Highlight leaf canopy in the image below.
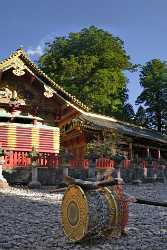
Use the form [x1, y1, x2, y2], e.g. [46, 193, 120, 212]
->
[39, 26, 134, 115]
[136, 59, 167, 132]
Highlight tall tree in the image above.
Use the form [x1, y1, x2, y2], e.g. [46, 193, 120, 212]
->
[136, 59, 167, 132]
[121, 103, 135, 122]
[39, 26, 134, 115]
[135, 106, 148, 127]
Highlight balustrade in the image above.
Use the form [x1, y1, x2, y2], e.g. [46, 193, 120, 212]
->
[3, 151, 60, 169]
[2, 152, 161, 171]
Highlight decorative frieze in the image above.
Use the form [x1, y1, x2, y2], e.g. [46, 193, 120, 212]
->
[12, 58, 26, 76]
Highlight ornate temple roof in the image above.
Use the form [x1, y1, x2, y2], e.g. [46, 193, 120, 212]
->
[77, 113, 167, 144]
[2, 49, 167, 145]
[0, 48, 89, 112]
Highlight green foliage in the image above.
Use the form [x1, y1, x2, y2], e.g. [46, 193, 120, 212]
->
[85, 131, 124, 162]
[135, 105, 148, 127]
[136, 59, 167, 132]
[120, 103, 135, 122]
[39, 26, 134, 115]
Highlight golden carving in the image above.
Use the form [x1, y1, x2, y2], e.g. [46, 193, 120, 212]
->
[0, 88, 12, 99]
[44, 85, 54, 98]
[12, 58, 26, 76]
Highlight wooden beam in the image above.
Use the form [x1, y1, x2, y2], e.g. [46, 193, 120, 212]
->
[129, 143, 133, 160]
[58, 110, 80, 127]
[0, 70, 3, 83]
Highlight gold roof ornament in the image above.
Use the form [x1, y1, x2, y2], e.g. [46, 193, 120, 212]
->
[12, 57, 26, 76]
[43, 85, 54, 98]
[0, 48, 90, 112]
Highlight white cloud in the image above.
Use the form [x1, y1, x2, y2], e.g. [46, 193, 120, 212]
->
[27, 45, 43, 57]
[26, 33, 55, 58]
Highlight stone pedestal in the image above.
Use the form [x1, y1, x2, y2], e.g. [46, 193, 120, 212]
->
[117, 168, 121, 179]
[28, 166, 41, 189]
[88, 162, 96, 180]
[157, 167, 167, 183]
[63, 166, 69, 177]
[132, 166, 143, 184]
[0, 160, 9, 188]
[115, 163, 123, 182]
[96, 170, 100, 180]
[146, 167, 155, 182]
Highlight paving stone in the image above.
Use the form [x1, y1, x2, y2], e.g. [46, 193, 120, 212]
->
[0, 183, 166, 249]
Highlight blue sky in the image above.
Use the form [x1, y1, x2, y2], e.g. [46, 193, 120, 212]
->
[1, 0, 167, 111]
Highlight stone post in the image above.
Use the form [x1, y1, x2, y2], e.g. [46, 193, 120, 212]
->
[145, 147, 154, 182]
[88, 161, 96, 180]
[28, 161, 41, 189]
[96, 170, 102, 181]
[117, 164, 121, 179]
[0, 157, 8, 188]
[28, 147, 41, 189]
[62, 149, 73, 178]
[147, 160, 154, 182]
[114, 160, 123, 182]
[63, 165, 69, 177]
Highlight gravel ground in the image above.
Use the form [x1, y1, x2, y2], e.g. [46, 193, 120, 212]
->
[0, 183, 166, 250]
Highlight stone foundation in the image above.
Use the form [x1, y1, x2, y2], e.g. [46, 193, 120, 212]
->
[2, 165, 167, 186]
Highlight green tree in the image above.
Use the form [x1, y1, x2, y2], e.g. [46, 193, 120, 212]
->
[136, 59, 167, 132]
[85, 131, 124, 162]
[39, 26, 134, 115]
[121, 103, 135, 122]
[135, 106, 148, 127]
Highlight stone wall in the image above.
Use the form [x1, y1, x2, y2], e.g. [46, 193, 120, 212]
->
[2, 165, 167, 186]
[3, 168, 64, 186]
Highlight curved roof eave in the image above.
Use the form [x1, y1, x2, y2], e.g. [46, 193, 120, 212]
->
[0, 48, 90, 112]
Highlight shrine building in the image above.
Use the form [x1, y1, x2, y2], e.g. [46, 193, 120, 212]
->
[0, 48, 167, 183]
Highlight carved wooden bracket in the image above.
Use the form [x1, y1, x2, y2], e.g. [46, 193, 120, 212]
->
[44, 85, 54, 98]
[12, 58, 26, 76]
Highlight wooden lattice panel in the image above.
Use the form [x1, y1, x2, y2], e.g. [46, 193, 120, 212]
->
[0, 123, 60, 153]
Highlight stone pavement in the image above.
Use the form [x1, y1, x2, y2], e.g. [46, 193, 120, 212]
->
[0, 183, 166, 250]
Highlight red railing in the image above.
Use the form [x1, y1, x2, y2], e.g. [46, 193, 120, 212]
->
[3, 151, 60, 169]
[2, 152, 160, 170]
[69, 159, 89, 169]
[4, 151, 30, 168]
[96, 158, 115, 169]
[69, 158, 115, 169]
[37, 153, 59, 168]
